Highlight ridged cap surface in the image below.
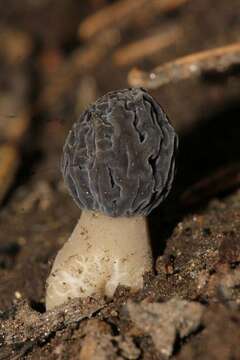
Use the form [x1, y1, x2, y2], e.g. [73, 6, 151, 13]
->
[62, 88, 178, 216]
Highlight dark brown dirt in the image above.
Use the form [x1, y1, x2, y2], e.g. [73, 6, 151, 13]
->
[0, 0, 240, 359]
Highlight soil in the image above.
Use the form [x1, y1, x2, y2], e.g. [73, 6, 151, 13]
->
[0, 0, 240, 359]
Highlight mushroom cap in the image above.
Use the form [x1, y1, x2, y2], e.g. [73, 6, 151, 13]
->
[62, 88, 178, 217]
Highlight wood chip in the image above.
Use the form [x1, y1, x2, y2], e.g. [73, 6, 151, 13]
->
[128, 42, 240, 88]
[127, 298, 204, 358]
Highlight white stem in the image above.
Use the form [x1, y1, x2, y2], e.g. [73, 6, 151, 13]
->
[46, 211, 152, 310]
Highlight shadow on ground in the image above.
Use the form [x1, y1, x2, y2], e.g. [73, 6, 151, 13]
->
[149, 99, 240, 260]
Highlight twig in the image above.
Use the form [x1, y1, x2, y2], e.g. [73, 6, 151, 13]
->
[73, 30, 120, 69]
[128, 42, 240, 89]
[38, 30, 118, 113]
[113, 25, 182, 66]
[79, 0, 189, 40]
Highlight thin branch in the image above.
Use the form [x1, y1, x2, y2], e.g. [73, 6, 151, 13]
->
[128, 42, 240, 89]
[79, 0, 189, 40]
[113, 25, 182, 66]
[38, 30, 118, 113]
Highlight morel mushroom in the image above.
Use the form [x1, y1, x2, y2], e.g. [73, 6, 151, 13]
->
[46, 88, 178, 310]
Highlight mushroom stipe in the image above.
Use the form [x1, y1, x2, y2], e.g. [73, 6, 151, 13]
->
[46, 88, 178, 310]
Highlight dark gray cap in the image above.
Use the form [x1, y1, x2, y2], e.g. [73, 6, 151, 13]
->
[62, 88, 178, 217]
